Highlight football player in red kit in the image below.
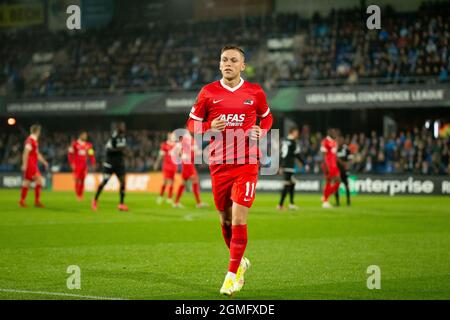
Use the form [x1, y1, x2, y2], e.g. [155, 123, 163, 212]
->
[320, 128, 341, 208]
[19, 124, 49, 208]
[68, 131, 96, 201]
[154, 132, 178, 204]
[172, 132, 208, 208]
[186, 45, 273, 296]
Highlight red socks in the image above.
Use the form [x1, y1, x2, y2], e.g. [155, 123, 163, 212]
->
[20, 186, 29, 202]
[331, 181, 340, 195]
[228, 224, 248, 274]
[323, 181, 341, 201]
[160, 184, 174, 199]
[221, 224, 232, 249]
[159, 184, 166, 197]
[175, 185, 185, 204]
[35, 184, 41, 203]
[192, 182, 201, 204]
[323, 181, 332, 201]
[168, 185, 173, 199]
[75, 180, 84, 197]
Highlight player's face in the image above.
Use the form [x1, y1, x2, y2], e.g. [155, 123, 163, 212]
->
[291, 130, 299, 139]
[219, 50, 245, 81]
[35, 129, 41, 138]
[117, 123, 126, 134]
[328, 129, 337, 139]
[80, 132, 88, 141]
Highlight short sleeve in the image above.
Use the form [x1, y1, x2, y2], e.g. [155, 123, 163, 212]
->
[320, 140, 328, 153]
[256, 86, 270, 118]
[87, 144, 95, 156]
[189, 87, 208, 121]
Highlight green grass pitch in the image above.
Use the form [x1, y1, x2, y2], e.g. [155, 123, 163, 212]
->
[0, 189, 449, 300]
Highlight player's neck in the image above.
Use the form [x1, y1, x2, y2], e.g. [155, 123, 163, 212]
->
[221, 77, 242, 89]
[78, 139, 86, 144]
[30, 134, 38, 140]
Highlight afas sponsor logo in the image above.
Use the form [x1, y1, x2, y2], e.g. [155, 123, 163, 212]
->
[220, 114, 245, 126]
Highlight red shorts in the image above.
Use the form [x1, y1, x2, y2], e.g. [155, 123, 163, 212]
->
[163, 168, 176, 180]
[24, 165, 41, 181]
[73, 166, 88, 180]
[181, 164, 197, 180]
[322, 163, 340, 179]
[210, 163, 259, 211]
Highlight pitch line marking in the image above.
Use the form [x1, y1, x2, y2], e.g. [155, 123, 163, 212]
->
[0, 288, 126, 300]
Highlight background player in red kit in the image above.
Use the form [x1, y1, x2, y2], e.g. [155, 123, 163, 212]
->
[68, 131, 96, 201]
[154, 132, 177, 204]
[172, 132, 208, 208]
[321, 128, 341, 208]
[19, 124, 49, 208]
[186, 45, 273, 296]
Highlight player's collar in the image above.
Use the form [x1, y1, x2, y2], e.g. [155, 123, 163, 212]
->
[30, 134, 38, 140]
[220, 77, 244, 92]
[326, 136, 334, 141]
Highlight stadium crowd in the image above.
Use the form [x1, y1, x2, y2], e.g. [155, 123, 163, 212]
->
[0, 127, 448, 175]
[296, 125, 450, 175]
[1, 1, 449, 97]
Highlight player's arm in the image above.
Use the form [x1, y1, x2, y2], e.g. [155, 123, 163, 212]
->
[88, 144, 96, 168]
[38, 152, 49, 170]
[21, 143, 31, 172]
[68, 142, 75, 170]
[153, 148, 164, 171]
[186, 87, 227, 134]
[295, 144, 305, 166]
[251, 86, 273, 140]
[320, 142, 330, 173]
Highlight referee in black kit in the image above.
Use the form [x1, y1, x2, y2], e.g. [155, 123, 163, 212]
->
[335, 133, 352, 207]
[278, 127, 304, 211]
[92, 122, 129, 212]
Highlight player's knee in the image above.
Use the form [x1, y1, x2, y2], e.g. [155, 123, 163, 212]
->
[232, 204, 249, 225]
[232, 216, 247, 225]
[36, 177, 43, 186]
[220, 213, 232, 226]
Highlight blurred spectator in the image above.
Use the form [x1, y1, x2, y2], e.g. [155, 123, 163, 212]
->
[1, 2, 449, 97]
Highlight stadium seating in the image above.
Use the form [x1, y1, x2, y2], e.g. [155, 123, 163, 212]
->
[1, 2, 449, 97]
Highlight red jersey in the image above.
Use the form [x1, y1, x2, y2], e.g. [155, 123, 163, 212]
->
[24, 135, 39, 169]
[160, 142, 177, 172]
[320, 137, 338, 168]
[68, 139, 95, 169]
[189, 78, 271, 164]
[179, 135, 197, 166]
